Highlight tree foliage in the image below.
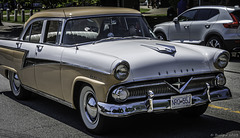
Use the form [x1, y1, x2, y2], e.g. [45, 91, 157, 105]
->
[168, 0, 180, 9]
[1, 0, 100, 9]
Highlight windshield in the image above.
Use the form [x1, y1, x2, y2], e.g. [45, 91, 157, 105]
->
[62, 16, 155, 45]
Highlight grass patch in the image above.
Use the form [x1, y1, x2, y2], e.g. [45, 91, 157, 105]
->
[2, 9, 35, 15]
[147, 14, 167, 17]
[140, 8, 150, 13]
[3, 15, 30, 24]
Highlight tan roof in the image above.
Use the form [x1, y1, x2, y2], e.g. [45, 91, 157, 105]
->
[25, 7, 140, 26]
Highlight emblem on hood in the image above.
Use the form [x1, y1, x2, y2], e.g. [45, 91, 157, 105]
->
[165, 77, 193, 94]
[141, 43, 176, 55]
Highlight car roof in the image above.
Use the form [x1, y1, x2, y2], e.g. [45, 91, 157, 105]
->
[190, 5, 240, 11]
[25, 6, 140, 26]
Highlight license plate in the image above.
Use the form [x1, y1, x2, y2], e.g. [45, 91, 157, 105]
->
[171, 94, 192, 109]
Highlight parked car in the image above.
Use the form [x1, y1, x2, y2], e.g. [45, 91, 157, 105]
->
[153, 6, 240, 52]
[0, 7, 232, 133]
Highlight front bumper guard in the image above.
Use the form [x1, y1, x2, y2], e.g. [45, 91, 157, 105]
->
[98, 86, 231, 117]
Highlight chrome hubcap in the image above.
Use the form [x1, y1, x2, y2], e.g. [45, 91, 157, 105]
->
[84, 91, 98, 124]
[207, 39, 220, 48]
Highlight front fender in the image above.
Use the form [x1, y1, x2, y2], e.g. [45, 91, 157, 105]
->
[71, 76, 107, 106]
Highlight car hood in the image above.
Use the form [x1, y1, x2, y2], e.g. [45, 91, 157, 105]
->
[81, 39, 216, 81]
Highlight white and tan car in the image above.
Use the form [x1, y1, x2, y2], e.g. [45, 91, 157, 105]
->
[0, 7, 232, 133]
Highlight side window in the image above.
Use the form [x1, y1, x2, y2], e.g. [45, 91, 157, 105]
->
[44, 20, 62, 44]
[208, 9, 219, 19]
[23, 26, 31, 41]
[30, 21, 43, 43]
[195, 9, 219, 21]
[178, 10, 197, 22]
[195, 9, 211, 20]
[23, 21, 43, 43]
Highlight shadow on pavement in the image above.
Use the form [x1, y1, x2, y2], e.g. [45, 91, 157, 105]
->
[1, 91, 240, 138]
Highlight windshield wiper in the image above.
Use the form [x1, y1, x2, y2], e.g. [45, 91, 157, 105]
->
[93, 37, 123, 44]
[122, 36, 153, 40]
[93, 36, 153, 44]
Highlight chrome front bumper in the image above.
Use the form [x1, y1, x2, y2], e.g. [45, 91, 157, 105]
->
[97, 87, 231, 117]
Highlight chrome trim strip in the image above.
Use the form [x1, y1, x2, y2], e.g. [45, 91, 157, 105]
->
[206, 83, 212, 102]
[126, 82, 166, 89]
[22, 85, 74, 109]
[179, 77, 193, 93]
[98, 88, 231, 117]
[192, 76, 215, 80]
[61, 62, 111, 75]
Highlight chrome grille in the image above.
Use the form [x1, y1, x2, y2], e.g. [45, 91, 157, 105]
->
[126, 75, 215, 100]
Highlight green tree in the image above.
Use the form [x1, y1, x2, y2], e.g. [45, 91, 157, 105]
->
[169, 0, 180, 9]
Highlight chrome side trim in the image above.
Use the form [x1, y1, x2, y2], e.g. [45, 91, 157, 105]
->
[61, 62, 111, 75]
[22, 85, 74, 109]
[98, 88, 231, 117]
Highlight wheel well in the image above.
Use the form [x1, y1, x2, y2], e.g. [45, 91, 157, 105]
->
[155, 31, 166, 36]
[204, 33, 223, 45]
[73, 81, 91, 110]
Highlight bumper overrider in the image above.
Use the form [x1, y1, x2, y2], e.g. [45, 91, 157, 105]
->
[97, 85, 231, 117]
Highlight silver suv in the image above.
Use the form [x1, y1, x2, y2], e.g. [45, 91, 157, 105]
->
[153, 6, 240, 52]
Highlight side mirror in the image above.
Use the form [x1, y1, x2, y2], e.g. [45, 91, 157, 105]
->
[173, 17, 179, 23]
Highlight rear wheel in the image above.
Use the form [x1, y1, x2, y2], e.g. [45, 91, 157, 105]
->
[9, 72, 31, 100]
[178, 104, 209, 117]
[79, 85, 108, 134]
[206, 36, 224, 49]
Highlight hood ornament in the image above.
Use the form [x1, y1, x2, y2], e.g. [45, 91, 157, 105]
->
[141, 43, 176, 56]
[165, 77, 193, 94]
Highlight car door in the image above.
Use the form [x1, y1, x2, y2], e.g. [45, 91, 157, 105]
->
[17, 20, 45, 89]
[34, 19, 64, 99]
[189, 9, 219, 44]
[168, 10, 197, 43]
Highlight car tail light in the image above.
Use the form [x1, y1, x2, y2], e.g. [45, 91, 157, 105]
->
[223, 13, 239, 28]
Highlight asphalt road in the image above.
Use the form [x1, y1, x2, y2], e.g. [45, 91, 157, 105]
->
[0, 57, 240, 138]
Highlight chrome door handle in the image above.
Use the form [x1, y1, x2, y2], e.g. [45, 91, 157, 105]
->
[36, 45, 43, 52]
[16, 42, 22, 48]
[184, 26, 189, 29]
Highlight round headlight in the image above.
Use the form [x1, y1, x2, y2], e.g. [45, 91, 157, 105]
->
[114, 62, 130, 81]
[112, 86, 129, 102]
[214, 53, 229, 69]
[215, 73, 226, 87]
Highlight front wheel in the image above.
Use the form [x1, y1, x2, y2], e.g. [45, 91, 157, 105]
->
[156, 32, 167, 41]
[178, 104, 209, 117]
[9, 72, 31, 100]
[206, 36, 224, 49]
[79, 85, 108, 134]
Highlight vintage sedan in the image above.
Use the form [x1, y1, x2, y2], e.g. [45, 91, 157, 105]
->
[0, 7, 232, 133]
